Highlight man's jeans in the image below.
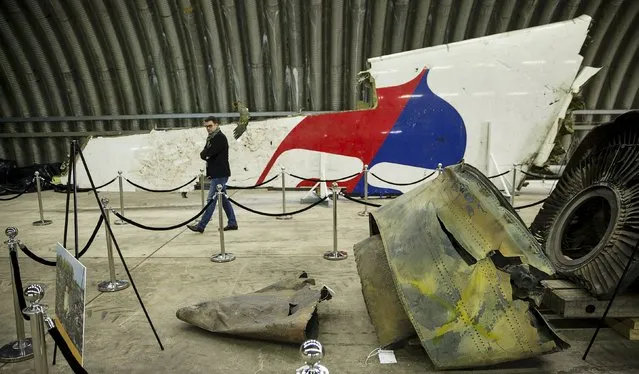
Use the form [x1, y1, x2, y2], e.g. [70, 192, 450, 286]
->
[198, 177, 237, 229]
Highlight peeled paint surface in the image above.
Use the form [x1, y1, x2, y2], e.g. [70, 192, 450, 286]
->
[175, 272, 332, 344]
[67, 118, 300, 191]
[357, 164, 568, 369]
[132, 129, 205, 191]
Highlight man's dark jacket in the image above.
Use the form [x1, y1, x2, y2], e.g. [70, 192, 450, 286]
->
[200, 131, 231, 178]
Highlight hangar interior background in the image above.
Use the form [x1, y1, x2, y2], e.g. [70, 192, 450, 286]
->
[0, 0, 637, 165]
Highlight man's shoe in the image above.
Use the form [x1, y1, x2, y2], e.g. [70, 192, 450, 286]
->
[187, 224, 204, 233]
[223, 225, 238, 231]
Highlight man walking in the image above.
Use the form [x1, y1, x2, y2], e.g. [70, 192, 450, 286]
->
[188, 116, 238, 233]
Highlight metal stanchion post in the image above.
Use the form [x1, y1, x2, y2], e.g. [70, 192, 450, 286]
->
[358, 165, 369, 217]
[32, 171, 52, 226]
[277, 167, 292, 220]
[211, 184, 235, 263]
[114, 171, 126, 225]
[296, 340, 329, 374]
[0, 227, 33, 363]
[22, 284, 49, 374]
[511, 164, 517, 206]
[200, 169, 205, 210]
[194, 169, 205, 225]
[324, 183, 348, 261]
[98, 198, 130, 292]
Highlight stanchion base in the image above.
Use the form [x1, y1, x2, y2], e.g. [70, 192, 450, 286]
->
[114, 219, 127, 226]
[323, 250, 348, 261]
[276, 215, 293, 220]
[211, 253, 236, 263]
[97, 279, 130, 292]
[0, 339, 33, 363]
[357, 211, 370, 217]
[32, 219, 52, 226]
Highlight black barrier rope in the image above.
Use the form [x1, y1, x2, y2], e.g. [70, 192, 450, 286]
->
[228, 195, 329, 217]
[54, 178, 118, 193]
[125, 176, 197, 193]
[0, 185, 27, 193]
[111, 199, 214, 231]
[339, 193, 383, 207]
[227, 174, 279, 189]
[77, 216, 104, 258]
[0, 180, 34, 201]
[76, 177, 117, 192]
[488, 170, 510, 179]
[514, 198, 547, 210]
[48, 323, 88, 374]
[370, 171, 436, 186]
[287, 171, 362, 183]
[17, 216, 104, 267]
[9, 251, 30, 320]
[19, 244, 56, 267]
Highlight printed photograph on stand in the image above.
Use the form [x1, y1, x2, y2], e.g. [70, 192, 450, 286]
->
[54, 243, 87, 366]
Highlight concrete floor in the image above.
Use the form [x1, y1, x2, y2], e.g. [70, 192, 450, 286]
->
[1, 180, 639, 373]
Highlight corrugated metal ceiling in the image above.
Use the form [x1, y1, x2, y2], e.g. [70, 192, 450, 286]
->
[0, 0, 637, 165]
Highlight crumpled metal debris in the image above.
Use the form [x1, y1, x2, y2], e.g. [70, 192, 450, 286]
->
[176, 272, 332, 344]
[354, 235, 415, 347]
[355, 163, 568, 369]
[232, 101, 250, 140]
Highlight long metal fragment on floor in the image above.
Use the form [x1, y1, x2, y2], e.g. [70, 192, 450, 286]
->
[176, 272, 332, 344]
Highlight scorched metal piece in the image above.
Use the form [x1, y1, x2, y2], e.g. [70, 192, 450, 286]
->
[176, 272, 332, 344]
[356, 163, 568, 369]
[354, 235, 414, 348]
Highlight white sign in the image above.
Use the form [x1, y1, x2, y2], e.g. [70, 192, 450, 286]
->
[378, 350, 397, 364]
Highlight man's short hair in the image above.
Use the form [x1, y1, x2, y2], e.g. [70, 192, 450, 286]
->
[203, 116, 219, 124]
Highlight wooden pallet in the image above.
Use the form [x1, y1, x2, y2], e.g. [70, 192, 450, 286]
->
[541, 279, 639, 319]
[606, 318, 639, 340]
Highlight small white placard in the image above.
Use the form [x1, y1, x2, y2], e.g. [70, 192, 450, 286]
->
[378, 350, 397, 364]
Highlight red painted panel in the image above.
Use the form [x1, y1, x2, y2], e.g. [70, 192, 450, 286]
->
[257, 70, 426, 191]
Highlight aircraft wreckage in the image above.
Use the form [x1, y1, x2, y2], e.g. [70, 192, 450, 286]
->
[176, 272, 332, 344]
[355, 163, 569, 369]
[531, 110, 639, 299]
[176, 110, 638, 370]
[164, 13, 639, 369]
[352, 110, 639, 368]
